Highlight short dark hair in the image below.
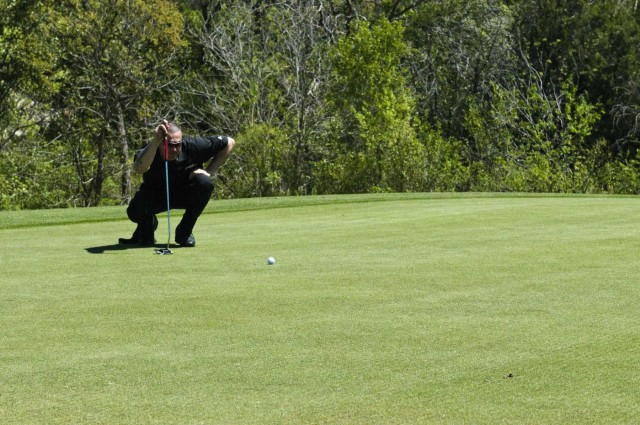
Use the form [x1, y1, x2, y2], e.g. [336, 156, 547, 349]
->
[166, 122, 181, 134]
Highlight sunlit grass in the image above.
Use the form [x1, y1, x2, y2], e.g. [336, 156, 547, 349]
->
[1, 194, 639, 424]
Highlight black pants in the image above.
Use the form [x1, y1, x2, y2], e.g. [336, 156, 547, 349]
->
[127, 173, 214, 237]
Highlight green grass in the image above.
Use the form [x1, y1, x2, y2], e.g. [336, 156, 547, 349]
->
[1, 193, 639, 424]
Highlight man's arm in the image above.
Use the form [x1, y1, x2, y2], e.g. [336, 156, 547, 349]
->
[204, 137, 236, 176]
[132, 140, 161, 174]
[132, 121, 167, 174]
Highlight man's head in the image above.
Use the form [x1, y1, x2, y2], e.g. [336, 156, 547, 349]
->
[160, 122, 183, 161]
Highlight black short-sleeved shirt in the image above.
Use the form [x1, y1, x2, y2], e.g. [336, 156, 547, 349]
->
[135, 135, 228, 192]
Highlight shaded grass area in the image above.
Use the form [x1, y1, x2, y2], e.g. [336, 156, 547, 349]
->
[1, 194, 639, 424]
[0, 192, 614, 230]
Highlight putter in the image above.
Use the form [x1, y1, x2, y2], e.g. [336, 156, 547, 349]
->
[155, 134, 173, 255]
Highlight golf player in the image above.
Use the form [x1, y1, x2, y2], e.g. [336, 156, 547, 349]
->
[120, 120, 235, 247]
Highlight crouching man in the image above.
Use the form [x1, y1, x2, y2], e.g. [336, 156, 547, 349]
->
[120, 120, 235, 247]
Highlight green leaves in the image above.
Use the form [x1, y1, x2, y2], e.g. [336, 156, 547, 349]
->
[465, 79, 605, 192]
[3, 0, 640, 209]
[325, 18, 424, 192]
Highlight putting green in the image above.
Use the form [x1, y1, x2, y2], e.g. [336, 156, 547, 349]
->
[1, 193, 639, 424]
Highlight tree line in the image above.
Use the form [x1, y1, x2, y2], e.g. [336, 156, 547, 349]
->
[1, 0, 639, 209]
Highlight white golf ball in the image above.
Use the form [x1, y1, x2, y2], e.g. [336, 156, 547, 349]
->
[267, 257, 276, 265]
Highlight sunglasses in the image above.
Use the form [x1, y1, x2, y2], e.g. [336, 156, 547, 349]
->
[164, 139, 182, 149]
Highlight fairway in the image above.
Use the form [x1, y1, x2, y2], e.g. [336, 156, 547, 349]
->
[1, 193, 639, 424]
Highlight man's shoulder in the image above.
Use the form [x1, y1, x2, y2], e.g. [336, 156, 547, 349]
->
[134, 146, 160, 161]
[183, 134, 226, 145]
[182, 135, 197, 144]
[183, 134, 228, 154]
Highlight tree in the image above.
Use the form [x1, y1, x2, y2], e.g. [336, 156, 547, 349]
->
[0, 0, 71, 209]
[464, 79, 603, 192]
[264, 2, 337, 193]
[511, 0, 640, 151]
[0, 0, 59, 149]
[319, 18, 423, 193]
[405, 0, 517, 140]
[47, 0, 185, 206]
[184, 0, 340, 196]
[325, 0, 430, 28]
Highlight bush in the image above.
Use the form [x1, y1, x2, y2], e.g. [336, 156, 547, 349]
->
[221, 124, 289, 198]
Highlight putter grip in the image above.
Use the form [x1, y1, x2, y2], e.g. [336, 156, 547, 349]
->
[164, 137, 169, 158]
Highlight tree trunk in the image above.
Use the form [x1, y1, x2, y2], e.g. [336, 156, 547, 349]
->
[117, 101, 132, 204]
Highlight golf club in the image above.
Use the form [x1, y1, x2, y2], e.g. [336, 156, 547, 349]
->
[155, 133, 173, 255]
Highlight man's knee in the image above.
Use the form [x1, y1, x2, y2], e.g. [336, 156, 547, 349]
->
[191, 173, 214, 197]
[127, 190, 158, 222]
[127, 194, 144, 222]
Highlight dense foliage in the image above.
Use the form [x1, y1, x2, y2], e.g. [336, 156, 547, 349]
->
[2, 0, 639, 209]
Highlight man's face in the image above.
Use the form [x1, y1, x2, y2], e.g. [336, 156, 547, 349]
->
[160, 130, 182, 161]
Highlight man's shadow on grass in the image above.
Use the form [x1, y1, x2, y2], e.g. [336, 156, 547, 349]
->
[85, 242, 178, 254]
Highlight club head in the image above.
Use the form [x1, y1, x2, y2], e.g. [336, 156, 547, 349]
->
[154, 248, 173, 255]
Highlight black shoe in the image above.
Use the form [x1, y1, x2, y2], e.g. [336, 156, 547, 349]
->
[175, 225, 196, 247]
[119, 216, 158, 245]
[139, 215, 158, 245]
